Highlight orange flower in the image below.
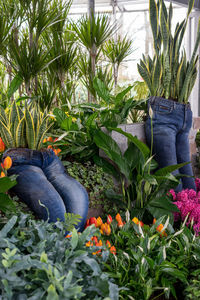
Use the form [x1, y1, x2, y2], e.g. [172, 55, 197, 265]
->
[0, 171, 6, 177]
[107, 215, 113, 224]
[91, 236, 98, 245]
[96, 216, 103, 228]
[96, 240, 103, 247]
[92, 249, 101, 255]
[0, 137, 5, 152]
[132, 217, 144, 227]
[47, 145, 53, 149]
[43, 138, 47, 143]
[47, 137, 53, 142]
[154, 219, 167, 237]
[100, 223, 111, 235]
[86, 240, 93, 247]
[89, 217, 97, 227]
[53, 148, 61, 156]
[117, 220, 124, 228]
[115, 213, 122, 223]
[85, 219, 90, 228]
[106, 240, 111, 248]
[2, 156, 12, 170]
[110, 246, 116, 255]
[65, 234, 72, 238]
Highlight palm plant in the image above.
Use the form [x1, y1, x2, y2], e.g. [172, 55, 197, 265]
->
[137, 0, 200, 103]
[72, 14, 115, 102]
[103, 35, 133, 87]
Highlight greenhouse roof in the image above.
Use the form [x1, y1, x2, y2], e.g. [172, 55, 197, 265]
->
[70, 0, 200, 12]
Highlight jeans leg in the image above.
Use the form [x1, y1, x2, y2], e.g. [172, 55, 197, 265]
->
[176, 131, 196, 190]
[43, 157, 89, 232]
[145, 118, 182, 191]
[10, 165, 66, 222]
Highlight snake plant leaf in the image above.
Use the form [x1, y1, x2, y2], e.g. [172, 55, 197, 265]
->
[187, 0, 195, 18]
[149, 0, 159, 53]
[160, 2, 169, 54]
[168, 2, 173, 33]
[152, 57, 161, 94]
[137, 63, 153, 95]
[180, 19, 200, 102]
[0, 119, 14, 148]
[0, 106, 8, 124]
[37, 122, 53, 150]
[16, 117, 25, 148]
[25, 105, 36, 149]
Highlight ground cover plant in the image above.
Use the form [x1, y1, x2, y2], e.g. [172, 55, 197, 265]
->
[0, 212, 119, 299]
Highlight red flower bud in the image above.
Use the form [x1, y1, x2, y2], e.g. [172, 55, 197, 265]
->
[0, 137, 5, 152]
[2, 156, 12, 170]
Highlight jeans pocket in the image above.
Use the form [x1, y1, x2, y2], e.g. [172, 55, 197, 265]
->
[156, 104, 173, 115]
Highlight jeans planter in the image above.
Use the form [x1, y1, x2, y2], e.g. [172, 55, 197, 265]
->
[3, 148, 89, 232]
[145, 96, 196, 191]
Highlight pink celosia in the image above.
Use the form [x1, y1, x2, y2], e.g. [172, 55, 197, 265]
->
[171, 179, 200, 235]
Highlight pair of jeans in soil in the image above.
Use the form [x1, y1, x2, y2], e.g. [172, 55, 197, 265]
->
[145, 96, 196, 192]
[3, 148, 89, 232]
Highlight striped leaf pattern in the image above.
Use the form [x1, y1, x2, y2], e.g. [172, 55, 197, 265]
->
[137, 0, 200, 103]
[0, 102, 51, 150]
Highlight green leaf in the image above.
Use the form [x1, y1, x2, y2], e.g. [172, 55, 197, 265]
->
[47, 284, 59, 300]
[0, 193, 16, 213]
[154, 161, 190, 176]
[108, 127, 150, 158]
[7, 74, 23, 98]
[115, 86, 133, 103]
[70, 228, 78, 249]
[0, 177, 17, 193]
[93, 77, 110, 104]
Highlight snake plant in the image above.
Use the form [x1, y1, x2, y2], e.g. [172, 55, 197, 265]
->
[137, 0, 200, 103]
[0, 102, 52, 150]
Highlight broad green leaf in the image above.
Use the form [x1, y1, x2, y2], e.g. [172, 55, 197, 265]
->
[0, 193, 16, 213]
[7, 74, 23, 98]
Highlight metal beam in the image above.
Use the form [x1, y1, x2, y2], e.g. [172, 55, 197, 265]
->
[166, 0, 200, 10]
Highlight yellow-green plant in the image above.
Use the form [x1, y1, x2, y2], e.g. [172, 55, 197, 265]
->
[137, 0, 200, 103]
[0, 102, 52, 150]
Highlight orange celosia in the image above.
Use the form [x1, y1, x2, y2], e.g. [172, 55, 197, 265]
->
[117, 220, 124, 228]
[110, 246, 116, 255]
[2, 156, 12, 170]
[43, 138, 47, 143]
[47, 145, 53, 149]
[96, 217, 103, 228]
[107, 215, 113, 224]
[0, 171, 6, 178]
[0, 137, 5, 152]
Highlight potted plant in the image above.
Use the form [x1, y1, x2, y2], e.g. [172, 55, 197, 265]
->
[137, 0, 200, 191]
[0, 102, 89, 232]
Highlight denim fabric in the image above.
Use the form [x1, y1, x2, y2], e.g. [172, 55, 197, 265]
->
[145, 96, 196, 192]
[3, 148, 89, 231]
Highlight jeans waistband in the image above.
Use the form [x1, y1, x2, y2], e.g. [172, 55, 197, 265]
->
[2, 148, 55, 168]
[149, 96, 191, 110]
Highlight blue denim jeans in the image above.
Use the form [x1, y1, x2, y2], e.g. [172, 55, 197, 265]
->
[3, 148, 89, 231]
[145, 96, 196, 192]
